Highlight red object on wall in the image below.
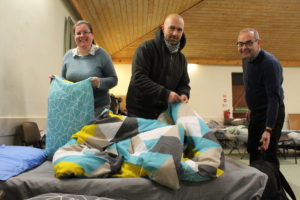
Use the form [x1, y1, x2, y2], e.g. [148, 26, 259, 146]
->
[224, 109, 230, 120]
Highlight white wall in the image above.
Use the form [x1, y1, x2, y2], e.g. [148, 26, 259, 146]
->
[0, 0, 75, 143]
[1, 0, 300, 143]
[111, 64, 300, 128]
[110, 64, 132, 95]
[282, 67, 300, 114]
[187, 64, 241, 121]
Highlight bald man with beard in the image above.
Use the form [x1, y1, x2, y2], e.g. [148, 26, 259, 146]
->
[126, 14, 191, 119]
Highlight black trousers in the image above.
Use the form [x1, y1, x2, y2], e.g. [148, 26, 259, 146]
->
[247, 104, 285, 169]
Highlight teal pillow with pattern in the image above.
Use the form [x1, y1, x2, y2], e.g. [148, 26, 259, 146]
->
[45, 76, 94, 158]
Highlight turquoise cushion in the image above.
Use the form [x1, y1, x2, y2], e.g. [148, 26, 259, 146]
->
[45, 76, 94, 157]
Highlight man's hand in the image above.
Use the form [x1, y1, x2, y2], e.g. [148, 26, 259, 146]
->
[168, 91, 181, 103]
[258, 131, 271, 150]
[180, 94, 188, 103]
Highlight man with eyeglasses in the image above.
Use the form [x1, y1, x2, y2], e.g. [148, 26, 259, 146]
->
[237, 28, 285, 169]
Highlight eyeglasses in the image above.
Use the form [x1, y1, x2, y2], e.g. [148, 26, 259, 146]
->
[75, 31, 91, 36]
[237, 40, 258, 47]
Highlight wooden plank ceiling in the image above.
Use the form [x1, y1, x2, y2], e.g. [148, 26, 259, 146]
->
[68, 0, 300, 66]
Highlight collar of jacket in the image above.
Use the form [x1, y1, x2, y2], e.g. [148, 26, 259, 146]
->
[249, 49, 264, 64]
[155, 29, 186, 52]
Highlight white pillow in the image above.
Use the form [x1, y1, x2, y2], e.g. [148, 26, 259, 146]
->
[287, 132, 300, 145]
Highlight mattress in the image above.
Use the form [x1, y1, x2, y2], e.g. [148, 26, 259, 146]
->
[0, 157, 267, 200]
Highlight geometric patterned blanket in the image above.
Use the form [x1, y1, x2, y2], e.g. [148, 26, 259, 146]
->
[52, 103, 225, 189]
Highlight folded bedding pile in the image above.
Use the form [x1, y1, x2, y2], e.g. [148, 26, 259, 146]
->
[52, 102, 225, 189]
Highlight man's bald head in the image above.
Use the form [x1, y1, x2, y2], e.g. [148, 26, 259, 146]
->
[162, 14, 184, 45]
[164, 14, 184, 26]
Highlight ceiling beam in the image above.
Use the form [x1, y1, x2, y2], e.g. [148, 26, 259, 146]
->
[113, 57, 300, 67]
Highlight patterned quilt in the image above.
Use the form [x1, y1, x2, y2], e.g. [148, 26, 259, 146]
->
[52, 103, 225, 189]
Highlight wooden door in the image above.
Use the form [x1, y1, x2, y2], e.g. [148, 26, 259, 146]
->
[232, 73, 248, 118]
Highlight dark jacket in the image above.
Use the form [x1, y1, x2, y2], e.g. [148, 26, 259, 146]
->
[243, 49, 284, 128]
[126, 29, 190, 119]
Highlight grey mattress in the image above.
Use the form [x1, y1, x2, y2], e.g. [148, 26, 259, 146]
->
[0, 157, 267, 200]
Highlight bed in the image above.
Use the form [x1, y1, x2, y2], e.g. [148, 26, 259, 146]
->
[0, 117, 268, 200]
[278, 130, 300, 164]
[0, 157, 267, 200]
[0, 78, 268, 199]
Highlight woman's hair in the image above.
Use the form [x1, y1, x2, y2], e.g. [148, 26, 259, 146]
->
[73, 20, 93, 34]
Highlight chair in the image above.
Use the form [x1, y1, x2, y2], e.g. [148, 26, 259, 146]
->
[110, 94, 123, 114]
[236, 134, 248, 159]
[278, 134, 299, 164]
[19, 122, 42, 148]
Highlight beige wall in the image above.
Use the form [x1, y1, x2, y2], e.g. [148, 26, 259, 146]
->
[1, 0, 300, 144]
[0, 0, 75, 143]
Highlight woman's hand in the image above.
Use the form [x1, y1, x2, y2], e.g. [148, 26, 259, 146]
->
[49, 75, 55, 83]
[91, 77, 100, 88]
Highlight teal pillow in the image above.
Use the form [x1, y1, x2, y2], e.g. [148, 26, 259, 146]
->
[45, 76, 94, 158]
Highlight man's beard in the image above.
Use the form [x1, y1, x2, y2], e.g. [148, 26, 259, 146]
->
[166, 36, 179, 45]
[164, 39, 180, 53]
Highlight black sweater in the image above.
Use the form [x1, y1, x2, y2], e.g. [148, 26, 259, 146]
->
[126, 29, 190, 119]
[243, 49, 284, 128]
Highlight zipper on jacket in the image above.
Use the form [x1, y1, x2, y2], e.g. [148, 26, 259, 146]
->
[166, 54, 174, 87]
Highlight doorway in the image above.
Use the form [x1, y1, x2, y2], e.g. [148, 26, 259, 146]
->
[231, 73, 248, 118]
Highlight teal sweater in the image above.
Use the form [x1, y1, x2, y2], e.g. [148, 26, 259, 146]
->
[61, 47, 118, 108]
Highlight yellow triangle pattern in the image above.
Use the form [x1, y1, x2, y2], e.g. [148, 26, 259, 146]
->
[71, 124, 97, 144]
[107, 111, 125, 120]
[54, 161, 86, 178]
[113, 162, 151, 178]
